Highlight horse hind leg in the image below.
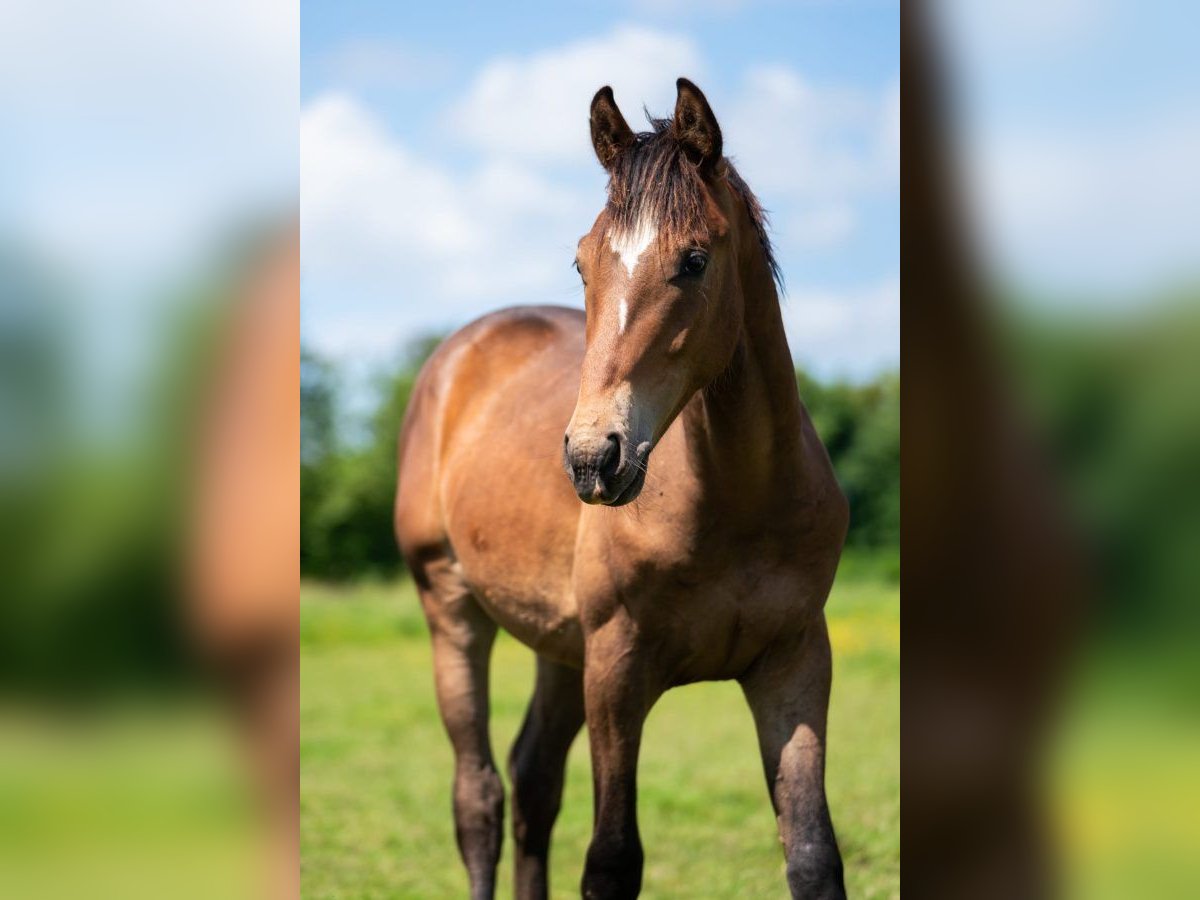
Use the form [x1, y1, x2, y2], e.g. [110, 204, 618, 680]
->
[508, 657, 586, 900]
[416, 555, 504, 900]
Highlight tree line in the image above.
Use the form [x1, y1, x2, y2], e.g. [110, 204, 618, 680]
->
[301, 339, 901, 582]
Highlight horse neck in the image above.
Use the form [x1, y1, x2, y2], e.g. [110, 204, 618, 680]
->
[679, 239, 812, 515]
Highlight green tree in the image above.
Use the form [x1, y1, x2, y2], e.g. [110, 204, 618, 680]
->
[798, 369, 900, 549]
[301, 336, 441, 580]
[301, 341, 901, 582]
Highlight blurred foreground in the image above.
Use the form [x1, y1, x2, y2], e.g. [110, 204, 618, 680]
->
[1, 3, 297, 898]
[0, 703, 258, 900]
[0, 225, 300, 900]
[905, 1, 1200, 896]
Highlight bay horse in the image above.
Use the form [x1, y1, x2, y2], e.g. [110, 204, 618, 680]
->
[395, 79, 847, 899]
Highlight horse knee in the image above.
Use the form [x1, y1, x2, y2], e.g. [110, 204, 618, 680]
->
[785, 842, 845, 900]
[453, 760, 504, 852]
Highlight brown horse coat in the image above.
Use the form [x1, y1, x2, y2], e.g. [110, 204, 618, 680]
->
[396, 79, 847, 900]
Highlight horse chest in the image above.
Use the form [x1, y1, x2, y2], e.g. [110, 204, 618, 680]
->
[606, 552, 820, 684]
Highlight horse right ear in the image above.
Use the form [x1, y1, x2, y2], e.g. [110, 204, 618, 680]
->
[590, 86, 635, 171]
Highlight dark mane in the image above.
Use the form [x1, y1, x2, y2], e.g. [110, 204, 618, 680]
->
[603, 115, 782, 290]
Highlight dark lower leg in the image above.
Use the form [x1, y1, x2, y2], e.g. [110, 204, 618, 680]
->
[580, 621, 659, 900]
[742, 618, 845, 900]
[508, 659, 585, 900]
[425, 588, 503, 900]
[452, 756, 505, 900]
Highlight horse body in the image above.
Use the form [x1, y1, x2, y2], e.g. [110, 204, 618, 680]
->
[399, 303, 841, 677]
[395, 80, 847, 899]
[398, 307, 586, 664]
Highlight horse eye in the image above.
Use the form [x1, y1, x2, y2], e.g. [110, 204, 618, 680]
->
[682, 251, 708, 276]
[573, 260, 587, 285]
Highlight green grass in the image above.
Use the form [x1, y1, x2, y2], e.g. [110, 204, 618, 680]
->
[301, 567, 899, 899]
[0, 704, 258, 900]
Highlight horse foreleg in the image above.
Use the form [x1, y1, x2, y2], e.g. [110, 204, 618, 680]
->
[423, 582, 504, 900]
[580, 615, 662, 899]
[508, 657, 586, 900]
[740, 615, 845, 900]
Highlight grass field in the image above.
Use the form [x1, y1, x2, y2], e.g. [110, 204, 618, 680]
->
[301, 560, 899, 898]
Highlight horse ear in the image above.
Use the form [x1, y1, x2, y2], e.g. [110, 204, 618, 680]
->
[590, 86, 635, 170]
[671, 78, 723, 174]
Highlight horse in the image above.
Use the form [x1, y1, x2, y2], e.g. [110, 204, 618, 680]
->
[395, 78, 848, 899]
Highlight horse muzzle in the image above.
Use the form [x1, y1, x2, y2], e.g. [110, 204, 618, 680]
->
[562, 430, 647, 506]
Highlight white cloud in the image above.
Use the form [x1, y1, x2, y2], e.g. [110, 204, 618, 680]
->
[302, 93, 591, 285]
[934, 1, 1200, 300]
[303, 29, 900, 380]
[316, 38, 453, 91]
[783, 278, 900, 380]
[780, 203, 857, 249]
[302, 94, 480, 266]
[630, 0, 752, 13]
[1, 0, 297, 286]
[724, 65, 898, 200]
[938, 0, 1113, 57]
[446, 25, 703, 164]
[301, 92, 596, 357]
[0, 0, 298, 437]
[966, 112, 1200, 299]
[883, 78, 901, 177]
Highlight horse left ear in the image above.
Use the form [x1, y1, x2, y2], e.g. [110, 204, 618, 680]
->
[672, 78, 724, 175]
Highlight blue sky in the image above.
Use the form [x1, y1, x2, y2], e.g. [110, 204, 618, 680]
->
[300, 1, 901, 384]
[2, 0, 298, 441]
[5, 1, 1197, 445]
[936, 0, 1200, 305]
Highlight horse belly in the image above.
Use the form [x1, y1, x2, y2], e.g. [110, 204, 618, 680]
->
[443, 480, 584, 665]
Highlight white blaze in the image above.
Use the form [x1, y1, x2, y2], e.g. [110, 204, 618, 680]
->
[608, 215, 656, 338]
[608, 215, 657, 278]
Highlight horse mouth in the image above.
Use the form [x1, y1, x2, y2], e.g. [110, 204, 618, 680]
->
[603, 466, 647, 507]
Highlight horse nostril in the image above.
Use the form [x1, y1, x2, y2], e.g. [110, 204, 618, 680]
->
[599, 433, 621, 480]
[562, 431, 624, 498]
[562, 434, 576, 475]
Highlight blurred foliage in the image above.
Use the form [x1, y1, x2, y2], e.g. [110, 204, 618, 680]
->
[798, 369, 901, 549]
[301, 338, 433, 581]
[0, 242, 245, 699]
[300, 338, 902, 581]
[1007, 298, 1200, 639]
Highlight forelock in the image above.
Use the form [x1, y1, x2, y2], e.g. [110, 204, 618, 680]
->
[601, 114, 781, 289]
